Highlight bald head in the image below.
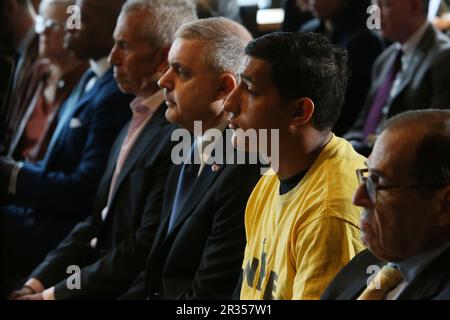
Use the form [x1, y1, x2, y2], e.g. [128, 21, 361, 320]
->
[383, 109, 450, 186]
[174, 17, 253, 75]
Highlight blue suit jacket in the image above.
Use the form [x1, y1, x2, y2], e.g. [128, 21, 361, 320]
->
[14, 68, 133, 218]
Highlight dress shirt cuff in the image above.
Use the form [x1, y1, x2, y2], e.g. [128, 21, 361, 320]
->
[25, 278, 45, 293]
[43, 287, 55, 300]
[8, 161, 23, 195]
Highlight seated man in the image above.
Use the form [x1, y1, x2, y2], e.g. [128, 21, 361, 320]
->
[224, 32, 366, 300]
[9, 0, 197, 300]
[7, 0, 88, 162]
[301, 0, 384, 135]
[121, 17, 261, 300]
[345, 0, 450, 156]
[0, 0, 39, 152]
[322, 109, 450, 300]
[0, 0, 133, 295]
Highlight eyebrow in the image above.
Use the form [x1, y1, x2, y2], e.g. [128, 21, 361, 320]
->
[365, 161, 389, 180]
[240, 74, 256, 86]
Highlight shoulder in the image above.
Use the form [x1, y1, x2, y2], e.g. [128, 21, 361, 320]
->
[299, 18, 322, 33]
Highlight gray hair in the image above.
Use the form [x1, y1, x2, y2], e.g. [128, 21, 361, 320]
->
[122, 0, 197, 48]
[174, 17, 253, 74]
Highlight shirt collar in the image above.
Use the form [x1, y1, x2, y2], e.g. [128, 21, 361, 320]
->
[17, 27, 35, 56]
[89, 56, 110, 78]
[393, 241, 450, 283]
[195, 118, 229, 166]
[130, 89, 164, 115]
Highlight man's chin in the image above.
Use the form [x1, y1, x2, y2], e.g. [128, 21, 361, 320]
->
[116, 82, 132, 95]
[231, 131, 252, 152]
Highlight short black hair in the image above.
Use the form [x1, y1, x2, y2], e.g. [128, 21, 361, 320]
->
[245, 32, 348, 131]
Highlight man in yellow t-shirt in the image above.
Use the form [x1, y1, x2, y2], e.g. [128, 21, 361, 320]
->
[224, 32, 366, 300]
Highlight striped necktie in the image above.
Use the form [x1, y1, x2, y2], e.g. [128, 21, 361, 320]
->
[357, 265, 403, 300]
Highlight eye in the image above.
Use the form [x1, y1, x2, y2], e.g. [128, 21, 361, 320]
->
[114, 40, 128, 50]
[243, 82, 258, 96]
[174, 65, 188, 78]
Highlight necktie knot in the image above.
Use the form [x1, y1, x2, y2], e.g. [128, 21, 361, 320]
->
[357, 265, 403, 300]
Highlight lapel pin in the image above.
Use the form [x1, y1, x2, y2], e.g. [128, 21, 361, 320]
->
[212, 164, 221, 172]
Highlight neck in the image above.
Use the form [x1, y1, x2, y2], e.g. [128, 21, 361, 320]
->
[397, 18, 426, 44]
[275, 129, 332, 180]
[139, 83, 160, 100]
[198, 101, 227, 133]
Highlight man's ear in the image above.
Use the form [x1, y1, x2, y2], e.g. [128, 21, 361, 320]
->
[290, 97, 315, 127]
[216, 72, 237, 101]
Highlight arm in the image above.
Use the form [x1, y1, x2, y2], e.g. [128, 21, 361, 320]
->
[52, 154, 171, 299]
[178, 164, 260, 300]
[292, 215, 364, 300]
[14, 92, 132, 215]
[28, 214, 97, 289]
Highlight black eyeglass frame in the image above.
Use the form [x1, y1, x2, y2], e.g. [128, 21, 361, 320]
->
[356, 168, 447, 203]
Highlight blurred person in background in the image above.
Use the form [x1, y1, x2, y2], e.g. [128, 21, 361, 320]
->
[301, 0, 384, 136]
[6, 0, 88, 162]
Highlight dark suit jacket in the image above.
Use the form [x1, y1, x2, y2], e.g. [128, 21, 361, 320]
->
[8, 61, 88, 161]
[122, 138, 262, 300]
[321, 248, 450, 300]
[348, 25, 450, 140]
[28, 103, 177, 299]
[0, 54, 15, 137]
[12, 68, 133, 218]
[0, 33, 39, 153]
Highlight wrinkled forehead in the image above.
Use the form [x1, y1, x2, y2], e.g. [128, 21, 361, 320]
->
[369, 128, 420, 180]
[169, 38, 208, 63]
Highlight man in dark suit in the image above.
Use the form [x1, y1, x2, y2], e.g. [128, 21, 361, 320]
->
[300, 0, 384, 136]
[8, 0, 198, 300]
[0, 0, 39, 154]
[0, 0, 133, 295]
[121, 17, 261, 300]
[345, 0, 450, 155]
[322, 109, 450, 300]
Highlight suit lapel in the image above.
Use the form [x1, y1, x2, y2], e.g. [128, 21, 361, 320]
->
[165, 163, 224, 238]
[107, 104, 168, 207]
[398, 247, 450, 300]
[42, 69, 99, 167]
[389, 25, 435, 105]
[8, 81, 45, 157]
[164, 128, 233, 240]
[339, 260, 386, 300]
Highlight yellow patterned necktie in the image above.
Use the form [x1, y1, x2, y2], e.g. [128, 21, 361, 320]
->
[357, 265, 403, 300]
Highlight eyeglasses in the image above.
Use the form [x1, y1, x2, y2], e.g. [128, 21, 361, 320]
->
[356, 168, 447, 203]
[35, 16, 65, 34]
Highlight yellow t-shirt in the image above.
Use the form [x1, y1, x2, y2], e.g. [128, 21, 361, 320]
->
[240, 135, 366, 300]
